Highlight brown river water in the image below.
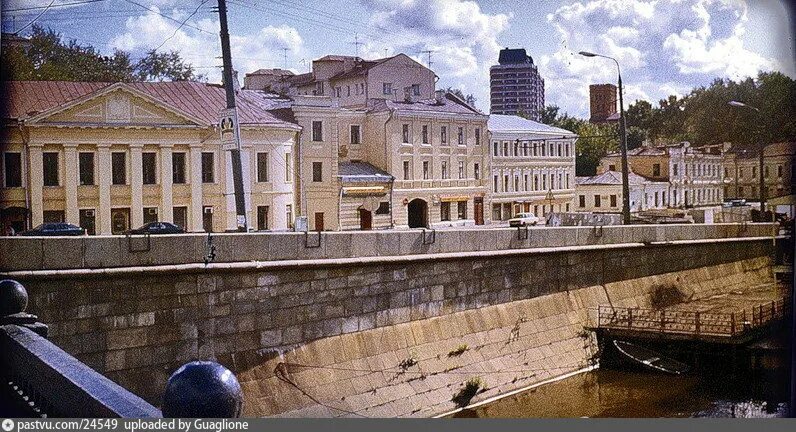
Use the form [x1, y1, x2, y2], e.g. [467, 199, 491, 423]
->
[455, 340, 789, 418]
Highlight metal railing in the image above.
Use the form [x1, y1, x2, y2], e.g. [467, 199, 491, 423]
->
[592, 298, 788, 337]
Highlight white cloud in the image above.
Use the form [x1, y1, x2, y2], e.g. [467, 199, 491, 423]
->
[108, 7, 306, 83]
[541, 0, 782, 117]
[359, 0, 511, 111]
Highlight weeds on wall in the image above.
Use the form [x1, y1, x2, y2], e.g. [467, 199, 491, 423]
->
[448, 344, 469, 357]
[452, 377, 485, 408]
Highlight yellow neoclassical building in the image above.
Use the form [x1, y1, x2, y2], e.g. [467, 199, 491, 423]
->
[0, 81, 300, 235]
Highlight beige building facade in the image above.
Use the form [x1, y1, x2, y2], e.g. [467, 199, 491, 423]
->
[598, 141, 724, 208]
[722, 142, 795, 201]
[487, 114, 577, 221]
[0, 81, 299, 235]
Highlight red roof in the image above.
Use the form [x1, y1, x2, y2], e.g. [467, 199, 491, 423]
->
[1, 80, 297, 128]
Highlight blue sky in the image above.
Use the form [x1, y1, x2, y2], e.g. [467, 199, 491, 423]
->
[3, 0, 794, 117]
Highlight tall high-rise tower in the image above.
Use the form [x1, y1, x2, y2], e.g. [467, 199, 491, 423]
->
[490, 48, 545, 121]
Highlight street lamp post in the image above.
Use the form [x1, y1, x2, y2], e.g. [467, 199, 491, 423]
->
[728, 101, 765, 213]
[580, 51, 631, 224]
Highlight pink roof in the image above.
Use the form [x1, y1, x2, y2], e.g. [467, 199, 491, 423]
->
[1, 80, 296, 128]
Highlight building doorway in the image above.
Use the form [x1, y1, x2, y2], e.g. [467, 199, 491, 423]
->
[111, 208, 130, 234]
[474, 197, 484, 225]
[202, 206, 213, 232]
[314, 212, 324, 231]
[359, 208, 372, 230]
[407, 198, 428, 228]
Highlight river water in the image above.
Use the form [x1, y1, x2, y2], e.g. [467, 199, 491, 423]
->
[457, 343, 789, 418]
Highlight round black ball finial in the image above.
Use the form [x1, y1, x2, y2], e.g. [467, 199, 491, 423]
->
[161, 361, 243, 418]
[0, 279, 28, 316]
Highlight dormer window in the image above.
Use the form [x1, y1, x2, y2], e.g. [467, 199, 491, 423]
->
[412, 84, 420, 96]
[383, 83, 393, 95]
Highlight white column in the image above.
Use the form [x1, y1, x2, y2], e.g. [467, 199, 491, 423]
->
[189, 145, 204, 232]
[63, 144, 79, 225]
[97, 144, 112, 235]
[29, 144, 44, 228]
[160, 145, 173, 222]
[130, 145, 143, 228]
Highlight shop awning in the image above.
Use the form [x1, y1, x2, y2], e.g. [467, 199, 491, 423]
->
[338, 161, 394, 183]
[343, 186, 387, 196]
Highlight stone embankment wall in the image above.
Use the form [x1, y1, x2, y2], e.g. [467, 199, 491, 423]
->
[0, 223, 776, 416]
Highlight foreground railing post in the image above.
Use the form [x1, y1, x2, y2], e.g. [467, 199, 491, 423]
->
[162, 361, 243, 418]
[627, 309, 633, 328]
[695, 311, 700, 335]
[0, 279, 48, 337]
[730, 312, 736, 335]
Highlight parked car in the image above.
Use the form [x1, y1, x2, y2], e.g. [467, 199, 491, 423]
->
[127, 221, 185, 235]
[508, 212, 540, 227]
[19, 222, 85, 236]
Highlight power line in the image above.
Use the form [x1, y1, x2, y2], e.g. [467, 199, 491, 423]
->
[121, 0, 215, 35]
[13, 0, 56, 35]
[153, 0, 210, 51]
[2, 0, 104, 13]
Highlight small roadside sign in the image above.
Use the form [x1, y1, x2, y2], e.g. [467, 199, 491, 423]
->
[219, 107, 240, 151]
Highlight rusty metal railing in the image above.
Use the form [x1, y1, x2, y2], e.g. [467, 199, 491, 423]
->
[591, 298, 788, 337]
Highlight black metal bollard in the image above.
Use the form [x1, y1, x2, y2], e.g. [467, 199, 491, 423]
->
[0, 279, 48, 337]
[161, 361, 243, 418]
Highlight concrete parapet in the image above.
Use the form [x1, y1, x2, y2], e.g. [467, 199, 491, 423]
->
[0, 223, 778, 272]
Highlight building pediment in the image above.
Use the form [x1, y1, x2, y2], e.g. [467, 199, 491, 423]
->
[26, 83, 205, 127]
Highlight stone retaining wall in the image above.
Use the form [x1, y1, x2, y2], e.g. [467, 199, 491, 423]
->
[12, 236, 774, 415]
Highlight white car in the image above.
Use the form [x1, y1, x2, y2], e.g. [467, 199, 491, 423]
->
[508, 212, 540, 227]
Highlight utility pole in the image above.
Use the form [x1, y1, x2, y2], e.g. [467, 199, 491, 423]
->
[216, 0, 248, 231]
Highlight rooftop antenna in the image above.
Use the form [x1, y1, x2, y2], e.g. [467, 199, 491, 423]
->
[281, 47, 289, 69]
[420, 49, 435, 69]
[350, 33, 364, 57]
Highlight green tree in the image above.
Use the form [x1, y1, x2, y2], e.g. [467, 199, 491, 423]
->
[445, 87, 477, 107]
[1, 25, 202, 83]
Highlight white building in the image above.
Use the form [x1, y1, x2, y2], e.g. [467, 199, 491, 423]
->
[575, 171, 670, 213]
[487, 114, 577, 221]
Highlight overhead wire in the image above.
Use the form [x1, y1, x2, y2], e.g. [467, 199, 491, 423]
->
[153, 0, 211, 51]
[13, 0, 56, 35]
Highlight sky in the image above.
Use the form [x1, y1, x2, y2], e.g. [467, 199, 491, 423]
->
[2, 0, 795, 117]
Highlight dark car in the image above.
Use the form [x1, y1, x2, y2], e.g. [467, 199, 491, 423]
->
[127, 221, 185, 235]
[19, 222, 85, 236]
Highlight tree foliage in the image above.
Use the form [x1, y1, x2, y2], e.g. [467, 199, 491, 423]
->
[1, 25, 203, 83]
[535, 71, 796, 176]
[445, 87, 477, 107]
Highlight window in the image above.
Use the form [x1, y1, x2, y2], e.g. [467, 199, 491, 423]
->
[257, 206, 269, 230]
[475, 128, 480, 146]
[350, 125, 361, 145]
[383, 82, 392, 95]
[524, 174, 529, 190]
[441, 161, 448, 179]
[201, 152, 214, 183]
[440, 202, 451, 221]
[457, 201, 467, 220]
[346, 86, 351, 97]
[173, 206, 188, 229]
[578, 195, 586, 208]
[457, 127, 464, 145]
[172, 152, 186, 184]
[376, 201, 390, 215]
[41, 152, 59, 186]
[653, 163, 661, 177]
[286, 204, 293, 229]
[422, 161, 430, 180]
[765, 166, 770, 178]
[312, 161, 323, 182]
[609, 164, 616, 171]
[493, 175, 499, 192]
[474, 163, 480, 180]
[112, 152, 126, 185]
[143, 207, 158, 224]
[403, 161, 411, 180]
[312, 121, 323, 142]
[503, 142, 509, 156]
[514, 175, 519, 191]
[402, 124, 410, 143]
[142, 152, 156, 185]
[610, 195, 617, 207]
[257, 153, 269, 182]
[285, 153, 292, 182]
[594, 195, 601, 207]
[79, 152, 94, 186]
[503, 175, 509, 192]
[421, 125, 429, 144]
[3, 153, 22, 187]
[493, 142, 499, 156]
[335, 87, 341, 98]
[441, 126, 447, 144]
[458, 161, 464, 179]
[752, 166, 757, 178]
[778, 165, 783, 178]
[411, 84, 420, 96]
